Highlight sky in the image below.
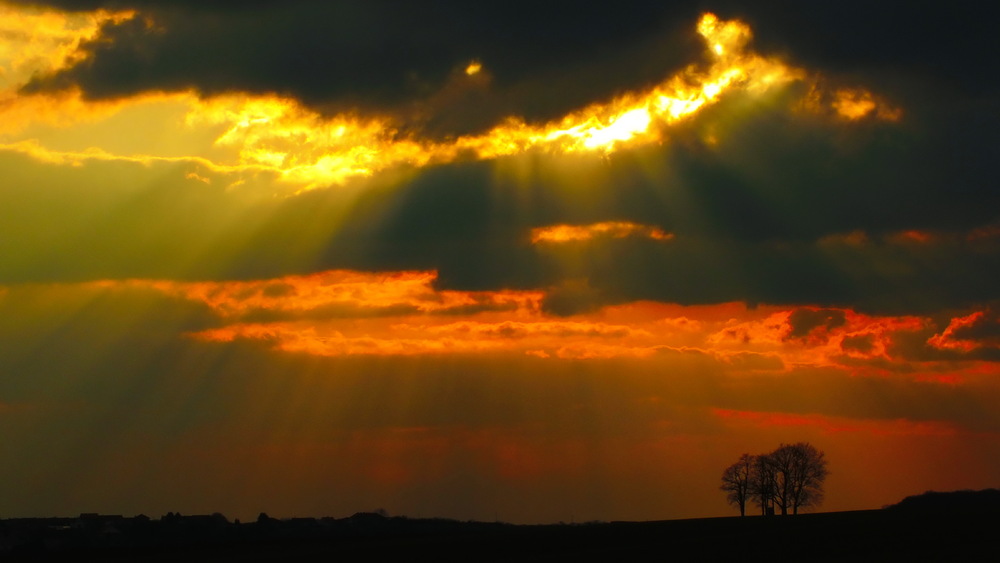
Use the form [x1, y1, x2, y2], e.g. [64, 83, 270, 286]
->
[1, 0, 998, 523]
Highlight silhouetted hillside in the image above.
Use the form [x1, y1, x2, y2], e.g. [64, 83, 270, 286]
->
[884, 488, 1000, 514]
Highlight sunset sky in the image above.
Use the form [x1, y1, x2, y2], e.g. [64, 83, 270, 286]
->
[1, 0, 998, 523]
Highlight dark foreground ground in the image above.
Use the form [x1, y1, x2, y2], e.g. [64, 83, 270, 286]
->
[4, 497, 998, 561]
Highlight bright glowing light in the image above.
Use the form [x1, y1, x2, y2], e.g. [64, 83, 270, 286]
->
[455, 13, 802, 159]
[581, 108, 653, 149]
[531, 222, 674, 244]
[465, 61, 482, 75]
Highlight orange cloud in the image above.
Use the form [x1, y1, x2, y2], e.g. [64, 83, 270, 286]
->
[169, 278, 929, 368]
[415, 320, 649, 339]
[30, 274, 956, 375]
[928, 311, 1000, 353]
[8, 275, 991, 386]
[888, 229, 936, 245]
[194, 323, 509, 357]
[164, 274, 696, 359]
[831, 88, 903, 121]
[530, 222, 674, 244]
[190, 317, 663, 359]
[134, 270, 543, 318]
[180, 291, 929, 368]
[798, 84, 902, 122]
[707, 307, 925, 368]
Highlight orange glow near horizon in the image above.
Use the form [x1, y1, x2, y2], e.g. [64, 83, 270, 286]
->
[0, 7, 903, 193]
[712, 409, 960, 437]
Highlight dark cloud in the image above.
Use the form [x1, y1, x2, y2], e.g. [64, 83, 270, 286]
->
[786, 308, 847, 339]
[19, 1, 704, 137]
[22, 1, 999, 141]
[875, 310, 1000, 364]
[948, 309, 1000, 345]
[14, 1, 290, 9]
[540, 279, 606, 317]
[841, 333, 875, 355]
[21, 2, 999, 106]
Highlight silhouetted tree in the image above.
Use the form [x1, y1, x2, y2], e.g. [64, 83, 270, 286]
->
[749, 453, 776, 516]
[720, 453, 753, 516]
[773, 442, 827, 515]
[726, 442, 828, 516]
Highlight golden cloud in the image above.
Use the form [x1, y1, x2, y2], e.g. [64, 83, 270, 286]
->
[530, 222, 674, 244]
[0, 6, 903, 193]
[0, 3, 135, 92]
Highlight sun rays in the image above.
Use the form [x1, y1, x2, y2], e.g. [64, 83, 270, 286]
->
[0, 0, 996, 524]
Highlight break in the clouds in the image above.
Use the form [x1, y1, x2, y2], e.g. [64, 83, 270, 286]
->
[0, 0, 998, 523]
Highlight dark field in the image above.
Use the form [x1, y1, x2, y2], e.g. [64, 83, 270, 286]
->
[4, 504, 997, 562]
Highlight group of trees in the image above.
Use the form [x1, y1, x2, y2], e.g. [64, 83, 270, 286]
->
[720, 442, 828, 516]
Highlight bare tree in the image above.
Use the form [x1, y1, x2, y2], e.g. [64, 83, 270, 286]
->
[720, 453, 754, 516]
[749, 453, 776, 516]
[724, 442, 828, 516]
[783, 442, 828, 514]
[769, 447, 793, 515]
[764, 442, 828, 515]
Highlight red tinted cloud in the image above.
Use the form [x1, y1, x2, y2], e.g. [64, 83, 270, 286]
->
[928, 310, 1000, 353]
